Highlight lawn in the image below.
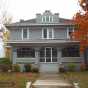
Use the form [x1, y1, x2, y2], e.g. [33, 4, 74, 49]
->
[0, 72, 38, 88]
[60, 71, 88, 88]
[0, 72, 88, 88]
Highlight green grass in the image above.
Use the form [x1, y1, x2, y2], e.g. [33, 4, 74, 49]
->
[0, 71, 88, 88]
[0, 72, 38, 88]
[60, 71, 88, 88]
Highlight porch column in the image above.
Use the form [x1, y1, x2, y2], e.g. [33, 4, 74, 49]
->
[57, 48, 62, 64]
[12, 48, 17, 64]
[35, 48, 40, 67]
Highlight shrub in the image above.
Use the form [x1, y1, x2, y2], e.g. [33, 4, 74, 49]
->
[12, 64, 20, 72]
[59, 64, 65, 73]
[0, 64, 12, 72]
[80, 62, 86, 71]
[32, 67, 39, 73]
[68, 63, 76, 71]
[0, 58, 11, 64]
[24, 64, 31, 72]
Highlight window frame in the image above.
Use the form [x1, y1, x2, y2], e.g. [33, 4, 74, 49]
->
[42, 28, 54, 39]
[21, 27, 29, 40]
[17, 48, 35, 58]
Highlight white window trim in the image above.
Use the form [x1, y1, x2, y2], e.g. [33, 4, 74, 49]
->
[21, 28, 23, 40]
[72, 27, 74, 32]
[67, 27, 70, 39]
[42, 28, 54, 39]
[44, 47, 57, 63]
[27, 27, 29, 39]
[21, 28, 29, 40]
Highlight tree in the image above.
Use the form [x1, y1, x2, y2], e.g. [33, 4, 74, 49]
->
[72, 0, 88, 68]
[0, 11, 12, 58]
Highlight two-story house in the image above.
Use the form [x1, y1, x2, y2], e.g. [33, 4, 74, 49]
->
[6, 10, 83, 73]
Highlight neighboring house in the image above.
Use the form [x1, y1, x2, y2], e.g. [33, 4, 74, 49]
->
[6, 10, 84, 73]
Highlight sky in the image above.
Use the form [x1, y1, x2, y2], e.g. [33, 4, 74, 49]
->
[0, 0, 81, 22]
[0, 0, 81, 57]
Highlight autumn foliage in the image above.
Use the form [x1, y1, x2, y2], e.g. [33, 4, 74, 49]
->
[72, 0, 88, 53]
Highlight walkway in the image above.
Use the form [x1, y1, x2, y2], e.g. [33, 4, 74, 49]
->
[32, 73, 74, 88]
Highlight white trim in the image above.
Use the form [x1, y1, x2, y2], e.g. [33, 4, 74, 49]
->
[27, 27, 29, 39]
[42, 28, 54, 39]
[21, 28, 23, 40]
[72, 27, 74, 32]
[52, 28, 54, 39]
[42, 47, 57, 63]
[21, 28, 29, 40]
[51, 48, 52, 62]
[52, 16, 53, 22]
[42, 28, 44, 39]
[67, 27, 70, 39]
[47, 28, 49, 39]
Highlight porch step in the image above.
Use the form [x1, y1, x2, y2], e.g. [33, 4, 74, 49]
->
[32, 80, 74, 88]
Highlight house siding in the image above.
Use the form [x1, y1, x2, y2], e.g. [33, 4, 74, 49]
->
[9, 27, 69, 40]
[54, 28, 67, 39]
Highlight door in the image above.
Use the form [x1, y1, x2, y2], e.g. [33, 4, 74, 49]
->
[40, 47, 58, 73]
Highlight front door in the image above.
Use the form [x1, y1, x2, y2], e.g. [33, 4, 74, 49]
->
[40, 47, 58, 73]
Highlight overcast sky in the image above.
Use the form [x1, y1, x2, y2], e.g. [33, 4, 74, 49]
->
[0, 0, 81, 22]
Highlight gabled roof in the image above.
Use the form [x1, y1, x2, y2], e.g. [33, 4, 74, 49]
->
[6, 18, 74, 27]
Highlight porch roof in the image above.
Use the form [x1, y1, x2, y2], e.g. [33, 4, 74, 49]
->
[6, 39, 80, 47]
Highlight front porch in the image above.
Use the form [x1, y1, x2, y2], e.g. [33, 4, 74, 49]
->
[7, 39, 83, 72]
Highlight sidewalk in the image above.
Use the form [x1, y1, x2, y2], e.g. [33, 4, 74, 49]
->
[32, 73, 74, 88]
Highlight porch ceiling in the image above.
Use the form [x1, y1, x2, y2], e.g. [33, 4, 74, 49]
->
[6, 39, 80, 47]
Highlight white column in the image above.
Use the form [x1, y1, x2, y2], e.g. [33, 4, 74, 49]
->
[35, 48, 40, 67]
[67, 27, 70, 39]
[57, 48, 62, 64]
[21, 28, 23, 40]
[12, 48, 17, 64]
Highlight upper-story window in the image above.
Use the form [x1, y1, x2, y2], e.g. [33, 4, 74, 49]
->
[42, 16, 53, 22]
[22, 28, 29, 40]
[67, 27, 74, 39]
[42, 28, 54, 39]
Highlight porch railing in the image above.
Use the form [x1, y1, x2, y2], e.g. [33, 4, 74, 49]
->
[16, 58, 35, 63]
[39, 57, 58, 62]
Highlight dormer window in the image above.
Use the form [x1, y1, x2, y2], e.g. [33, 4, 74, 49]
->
[46, 16, 49, 22]
[42, 16, 53, 22]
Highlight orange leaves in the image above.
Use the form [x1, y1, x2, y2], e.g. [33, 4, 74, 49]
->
[73, 8, 88, 53]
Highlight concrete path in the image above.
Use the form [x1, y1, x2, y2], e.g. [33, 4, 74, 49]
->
[32, 73, 74, 88]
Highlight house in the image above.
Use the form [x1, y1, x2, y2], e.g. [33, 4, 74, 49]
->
[6, 10, 84, 73]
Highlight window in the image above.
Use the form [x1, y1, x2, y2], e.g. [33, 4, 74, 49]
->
[50, 16, 53, 22]
[62, 46, 80, 57]
[23, 29, 27, 38]
[46, 16, 49, 22]
[22, 28, 29, 40]
[43, 28, 47, 38]
[42, 28, 54, 39]
[40, 47, 57, 62]
[67, 27, 74, 39]
[42, 16, 53, 22]
[17, 48, 35, 58]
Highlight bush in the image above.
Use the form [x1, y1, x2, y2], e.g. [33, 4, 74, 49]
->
[0, 64, 12, 72]
[59, 64, 65, 73]
[12, 64, 20, 72]
[80, 62, 86, 71]
[32, 67, 39, 73]
[0, 58, 11, 64]
[68, 63, 76, 71]
[24, 64, 31, 72]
